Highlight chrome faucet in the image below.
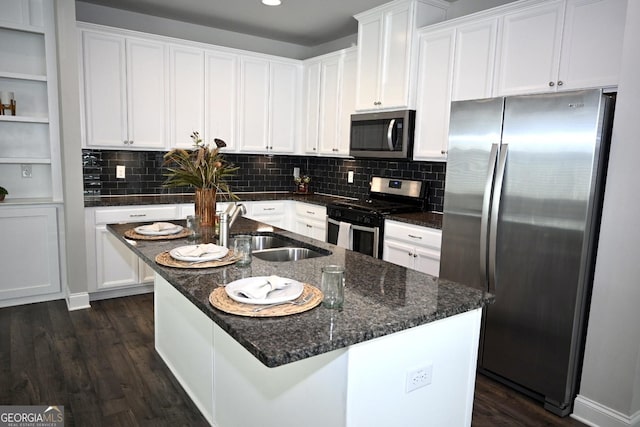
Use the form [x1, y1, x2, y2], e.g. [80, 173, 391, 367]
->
[219, 203, 246, 247]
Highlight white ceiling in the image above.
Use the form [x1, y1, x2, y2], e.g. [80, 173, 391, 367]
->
[77, 0, 411, 46]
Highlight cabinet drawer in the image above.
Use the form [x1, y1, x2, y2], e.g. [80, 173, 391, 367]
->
[295, 202, 326, 219]
[248, 201, 286, 216]
[385, 220, 442, 249]
[95, 206, 179, 224]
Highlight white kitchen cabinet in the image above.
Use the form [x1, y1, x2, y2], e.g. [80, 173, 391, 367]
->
[354, 0, 448, 111]
[383, 220, 442, 277]
[244, 200, 290, 230]
[205, 50, 238, 151]
[238, 57, 299, 154]
[0, 0, 62, 201]
[413, 28, 455, 162]
[0, 206, 60, 302]
[86, 205, 179, 296]
[494, 0, 626, 96]
[413, 17, 497, 161]
[294, 202, 327, 241]
[304, 48, 356, 157]
[169, 45, 204, 148]
[81, 29, 167, 149]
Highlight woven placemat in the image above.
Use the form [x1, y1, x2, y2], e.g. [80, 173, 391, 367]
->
[155, 250, 240, 269]
[125, 227, 192, 240]
[209, 283, 323, 317]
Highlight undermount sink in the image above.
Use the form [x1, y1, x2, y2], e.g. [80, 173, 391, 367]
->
[244, 233, 331, 262]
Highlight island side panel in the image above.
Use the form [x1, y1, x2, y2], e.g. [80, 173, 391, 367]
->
[345, 308, 482, 427]
[155, 274, 215, 424]
[212, 322, 349, 427]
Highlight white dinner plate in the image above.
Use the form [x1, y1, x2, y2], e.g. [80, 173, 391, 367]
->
[170, 244, 229, 262]
[225, 276, 303, 305]
[134, 223, 183, 236]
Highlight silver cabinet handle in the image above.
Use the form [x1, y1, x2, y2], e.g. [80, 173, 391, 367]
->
[306, 211, 315, 215]
[549, 81, 555, 87]
[306, 224, 312, 228]
[387, 119, 396, 151]
[129, 213, 146, 217]
[557, 80, 563, 86]
[441, 150, 447, 155]
[480, 143, 499, 289]
[489, 143, 509, 294]
[263, 207, 275, 211]
[408, 234, 422, 240]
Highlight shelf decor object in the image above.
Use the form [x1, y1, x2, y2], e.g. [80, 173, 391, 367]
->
[0, 91, 16, 116]
[163, 131, 239, 226]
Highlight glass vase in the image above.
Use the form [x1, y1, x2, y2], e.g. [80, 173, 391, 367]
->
[194, 188, 217, 227]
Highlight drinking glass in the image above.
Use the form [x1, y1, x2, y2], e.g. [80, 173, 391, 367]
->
[186, 215, 201, 241]
[233, 235, 252, 266]
[321, 265, 345, 310]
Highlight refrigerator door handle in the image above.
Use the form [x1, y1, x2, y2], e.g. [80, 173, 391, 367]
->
[480, 143, 500, 287]
[489, 143, 509, 293]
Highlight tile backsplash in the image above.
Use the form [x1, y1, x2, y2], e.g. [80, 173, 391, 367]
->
[82, 149, 446, 212]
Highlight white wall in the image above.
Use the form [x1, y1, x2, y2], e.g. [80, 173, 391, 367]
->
[574, 1, 640, 426]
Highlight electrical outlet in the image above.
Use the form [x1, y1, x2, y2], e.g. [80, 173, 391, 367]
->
[406, 363, 433, 393]
[348, 171, 354, 183]
[116, 165, 126, 179]
[21, 164, 32, 178]
[293, 167, 300, 178]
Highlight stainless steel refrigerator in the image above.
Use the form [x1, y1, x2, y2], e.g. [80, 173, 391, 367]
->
[439, 89, 614, 416]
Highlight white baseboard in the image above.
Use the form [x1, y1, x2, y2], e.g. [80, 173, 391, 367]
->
[89, 284, 154, 301]
[66, 291, 91, 311]
[573, 395, 640, 427]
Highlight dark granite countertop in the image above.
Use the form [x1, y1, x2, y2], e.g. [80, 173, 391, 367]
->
[108, 217, 492, 368]
[86, 192, 444, 229]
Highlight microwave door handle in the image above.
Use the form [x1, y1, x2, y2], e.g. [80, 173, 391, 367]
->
[387, 119, 396, 150]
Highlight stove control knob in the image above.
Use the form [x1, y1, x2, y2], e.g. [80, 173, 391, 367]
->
[362, 216, 371, 224]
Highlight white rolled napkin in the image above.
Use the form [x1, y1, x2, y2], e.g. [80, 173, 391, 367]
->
[144, 222, 177, 232]
[174, 243, 221, 257]
[236, 275, 290, 300]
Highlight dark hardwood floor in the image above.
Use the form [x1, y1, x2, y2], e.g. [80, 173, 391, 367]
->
[0, 294, 586, 426]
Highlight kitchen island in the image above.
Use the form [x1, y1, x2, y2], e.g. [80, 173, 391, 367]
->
[108, 217, 492, 427]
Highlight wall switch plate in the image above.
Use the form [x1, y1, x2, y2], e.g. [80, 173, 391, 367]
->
[348, 171, 354, 183]
[406, 363, 433, 393]
[21, 164, 32, 178]
[116, 165, 126, 179]
[293, 167, 300, 178]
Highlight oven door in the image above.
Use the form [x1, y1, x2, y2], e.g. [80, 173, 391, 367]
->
[327, 218, 380, 258]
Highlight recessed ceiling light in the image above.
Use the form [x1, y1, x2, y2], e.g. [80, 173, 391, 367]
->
[262, 0, 281, 6]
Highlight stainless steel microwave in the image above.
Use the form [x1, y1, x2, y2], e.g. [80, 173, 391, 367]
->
[350, 109, 415, 159]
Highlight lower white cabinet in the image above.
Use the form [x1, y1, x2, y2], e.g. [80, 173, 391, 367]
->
[383, 220, 442, 277]
[85, 205, 179, 296]
[244, 201, 290, 230]
[0, 206, 61, 302]
[294, 202, 327, 241]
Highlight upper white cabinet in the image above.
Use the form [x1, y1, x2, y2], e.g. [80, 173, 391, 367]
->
[169, 45, 204, 148]
[238, 57, 299, 154]
[0, 0, 63, 201]
[413, 17, 497, 161]
[494, 0, 626, 95]
[354, 0, 448, 111]
[205, 50, 238, 151]
[304, 48, 357, 157]
[81, 29, 167, 149]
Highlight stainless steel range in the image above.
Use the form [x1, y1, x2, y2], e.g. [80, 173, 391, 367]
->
[326, 177, 427, 258]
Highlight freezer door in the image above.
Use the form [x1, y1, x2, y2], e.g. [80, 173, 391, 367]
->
[440, 97, 504, 291]
[481, 90, 607, 412]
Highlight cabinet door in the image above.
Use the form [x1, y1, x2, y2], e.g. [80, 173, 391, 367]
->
[382, 239, 415, 270]
[355, 13, 383, 110]
[303, 61, 321, 154]
[126, 38, 167, 148]
[413, 28, 455, 161]
[238, 57, 269, 152]
[414, 246, 441, 277]
[95, 225, 139, 289]
[379, 3, 412, 109]
[558, 0, 626, 90]
[337, 50, 358, 156]
[170, 45, 204, 148]
[205, 50, 238, 150]
[452, 18, 498, 101]
[0, 206, 60, 300]
[269, 62, 298, 153]
[295, 218, 326, 241]
[494, 1, 565, 96]
[318, 56, 341, 155]
[82, 31, 127, 147]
